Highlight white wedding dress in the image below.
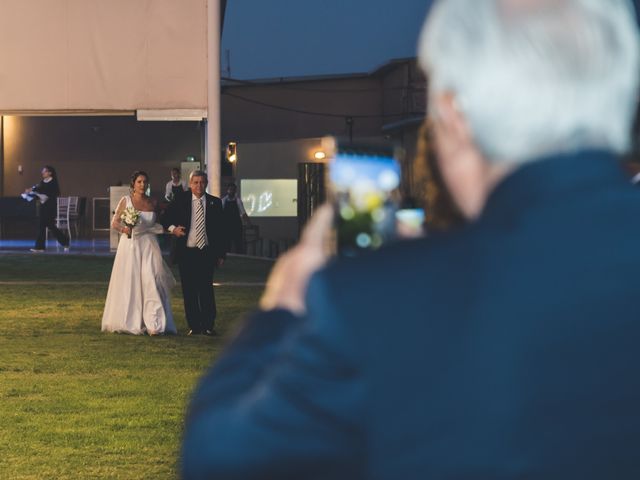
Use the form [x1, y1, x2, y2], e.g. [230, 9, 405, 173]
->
[102, 196, 177, 335]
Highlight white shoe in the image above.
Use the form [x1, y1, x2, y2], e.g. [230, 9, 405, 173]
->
[63, 246, 70, 253]
[29, 248, 45, 253]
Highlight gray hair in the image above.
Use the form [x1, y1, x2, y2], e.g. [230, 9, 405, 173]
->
[418, 0, 640, 164]
[189, 170, 207, 183]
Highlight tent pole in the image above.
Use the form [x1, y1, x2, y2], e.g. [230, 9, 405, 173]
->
[206, 0, 221, 196]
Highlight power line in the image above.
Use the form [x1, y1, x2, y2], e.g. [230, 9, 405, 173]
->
[222, 91, 425, 119]
[221, 76, 425, 94]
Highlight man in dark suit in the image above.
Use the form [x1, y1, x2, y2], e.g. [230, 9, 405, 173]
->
[162, 170, 226, 336]
[182, 0, 640, 478]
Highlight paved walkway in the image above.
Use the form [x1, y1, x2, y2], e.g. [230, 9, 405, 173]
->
[0, 238, 276, 261]
[0, 238, 270, 287]
[0, 238, 113, 255]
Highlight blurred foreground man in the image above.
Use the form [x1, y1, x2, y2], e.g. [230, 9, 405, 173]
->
[182, 1, 640, 478]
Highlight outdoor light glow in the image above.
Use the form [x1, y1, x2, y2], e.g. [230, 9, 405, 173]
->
[371, 208, 386, 222]
[227, 142, 237, 163]
[314, 150, 326, 160]
[356, 233, 372, 248]
[340, 205, 355, 220]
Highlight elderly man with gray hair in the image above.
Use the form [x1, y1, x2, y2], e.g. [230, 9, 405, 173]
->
[182, 1, 640, 478]
[162, 170, 226, 336]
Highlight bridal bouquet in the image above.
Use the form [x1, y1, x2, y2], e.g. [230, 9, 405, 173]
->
[120, 206, 141, 239]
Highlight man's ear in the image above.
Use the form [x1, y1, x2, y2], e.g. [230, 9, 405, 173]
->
[432, 92, 488, 220]
[432, 92, 511, 220]
[433, 92, 473, 148]
[431, 91, 478, 175]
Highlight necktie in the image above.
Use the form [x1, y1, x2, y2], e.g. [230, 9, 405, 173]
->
[194, 198, 206, 249]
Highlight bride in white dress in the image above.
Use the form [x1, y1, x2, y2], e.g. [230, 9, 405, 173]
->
[102, 171, 177, 335]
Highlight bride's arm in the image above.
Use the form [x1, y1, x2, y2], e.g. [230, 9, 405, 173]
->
[111, 197, 130, 235]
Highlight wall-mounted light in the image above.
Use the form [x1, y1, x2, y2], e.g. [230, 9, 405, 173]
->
[313, 150, 326, 160]
[227, 142, 237, 163]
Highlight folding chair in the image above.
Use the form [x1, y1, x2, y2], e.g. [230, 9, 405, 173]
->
[68, 196, 80, 238]
[55, 196, 71, 240]
[243, 225, 262, 256]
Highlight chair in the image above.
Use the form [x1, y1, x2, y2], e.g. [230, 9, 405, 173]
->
[68, 196, 80, 238]
[55, 196, 71, 240]
[44, 196, 71, 243]
[243, 225, 262, 256]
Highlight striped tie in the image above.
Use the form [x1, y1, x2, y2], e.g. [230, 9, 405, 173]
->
[194, 198, 206, 249]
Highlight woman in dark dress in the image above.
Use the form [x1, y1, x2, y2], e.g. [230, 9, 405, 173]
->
[25, 165, 69, 252]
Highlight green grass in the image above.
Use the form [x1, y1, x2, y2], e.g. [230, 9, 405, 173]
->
[0, 253, 274, 283]
[0, 254, 272, 479]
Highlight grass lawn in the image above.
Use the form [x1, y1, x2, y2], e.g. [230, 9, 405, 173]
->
[0, 253, 273, 479]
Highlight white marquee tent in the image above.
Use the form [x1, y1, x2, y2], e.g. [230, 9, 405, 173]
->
[0, 0, 222, 192]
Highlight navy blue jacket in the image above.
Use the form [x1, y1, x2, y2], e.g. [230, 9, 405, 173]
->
[182, 150, 640, 479]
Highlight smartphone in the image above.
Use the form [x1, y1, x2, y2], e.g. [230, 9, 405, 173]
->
[326, 137, 402, 256]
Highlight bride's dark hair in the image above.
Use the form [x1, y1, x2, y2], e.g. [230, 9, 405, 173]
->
[412, 121, 464, 232]
[129, 170, 149, 190]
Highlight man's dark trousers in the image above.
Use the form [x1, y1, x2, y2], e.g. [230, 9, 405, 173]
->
[179, 246, 216, 333]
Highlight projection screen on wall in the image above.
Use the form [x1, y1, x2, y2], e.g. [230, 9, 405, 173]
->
[240, 179, 298, 217]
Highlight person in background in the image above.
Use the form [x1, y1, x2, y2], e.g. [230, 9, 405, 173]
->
[221, 183, 251, 254]
[25, 165, 70, 253]
[164, 167, 188, 202]
[181, 0, 640, 478]
[412, 121, 466, 233]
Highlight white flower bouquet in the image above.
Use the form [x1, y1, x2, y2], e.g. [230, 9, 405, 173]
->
[120, 206, 141, 239]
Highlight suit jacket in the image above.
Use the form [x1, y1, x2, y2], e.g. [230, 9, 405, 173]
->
[182, 150, 640, 479]
[161, 190, 226, 264]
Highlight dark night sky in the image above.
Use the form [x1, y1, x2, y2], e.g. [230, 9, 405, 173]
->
[221, 0, 432, 80]
[221, 0, 640, 81]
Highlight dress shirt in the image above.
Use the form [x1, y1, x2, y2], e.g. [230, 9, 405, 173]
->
[187, 194, 208, 248]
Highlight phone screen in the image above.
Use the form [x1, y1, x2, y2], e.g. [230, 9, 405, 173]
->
[329, 144, 401, 256]
[395, 208, 426, 238]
